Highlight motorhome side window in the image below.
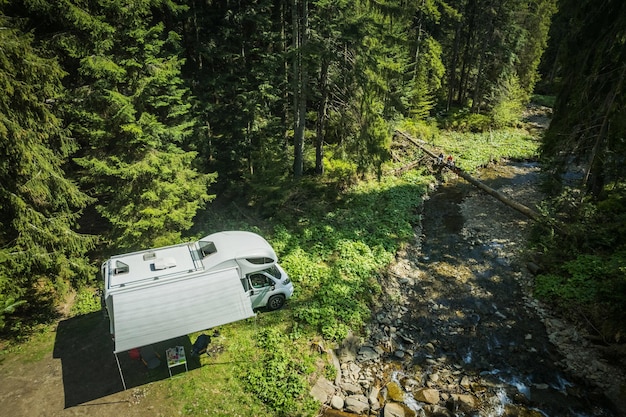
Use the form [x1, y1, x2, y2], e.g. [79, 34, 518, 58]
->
[245, 257, 273, 265]
[249, 273, 270, 288]
[114, 260, 129, 275]
[199, 241, 217, 258]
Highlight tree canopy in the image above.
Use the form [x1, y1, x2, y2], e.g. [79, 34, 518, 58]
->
[0, 15, 96, 328]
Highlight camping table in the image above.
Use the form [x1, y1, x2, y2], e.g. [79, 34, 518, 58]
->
[166, 346, 188, 377]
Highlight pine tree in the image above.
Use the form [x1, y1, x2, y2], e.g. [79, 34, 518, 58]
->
[0, 16, 96, 328]
[542, 0, 626, 196]
[181, 0, 289, 183]
[65, 4, 214, 249]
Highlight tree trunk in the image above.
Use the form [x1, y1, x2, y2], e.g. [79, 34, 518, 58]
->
[395, 130, 541, 221]
[292, 0, 307, 178]
[446, 19, 462, 111]
[583, 65, 626, 198]
[315, 56, 329, 175]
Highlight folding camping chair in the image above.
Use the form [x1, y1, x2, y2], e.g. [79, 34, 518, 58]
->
[140, 346, 161, 369]
[191, 331, 220, 357]
[191, 334, 210, 357]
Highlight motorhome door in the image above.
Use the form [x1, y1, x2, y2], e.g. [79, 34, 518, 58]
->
[247, 272, 274, 309]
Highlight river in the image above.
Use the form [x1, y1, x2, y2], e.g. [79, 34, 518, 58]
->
[323, 161, 623, 417]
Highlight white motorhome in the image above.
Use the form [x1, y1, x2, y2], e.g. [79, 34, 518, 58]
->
[101, 231, 293, 354]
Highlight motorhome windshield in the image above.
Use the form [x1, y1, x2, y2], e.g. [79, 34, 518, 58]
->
[264, 265, 281, 280]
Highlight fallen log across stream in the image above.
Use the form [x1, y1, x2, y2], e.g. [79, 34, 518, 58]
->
[394, 129, 542, 222]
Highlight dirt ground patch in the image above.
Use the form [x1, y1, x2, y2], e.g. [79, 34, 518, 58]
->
[0, 312, 201, 417]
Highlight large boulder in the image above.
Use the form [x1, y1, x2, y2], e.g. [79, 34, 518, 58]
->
[345, 394, 369, 414]
[414, 388, 440, 404]
[340, 381, 363, 395]
[310, 377, 335, 404]
[383, 402, 406, 417]
[330, 395, 344, 410]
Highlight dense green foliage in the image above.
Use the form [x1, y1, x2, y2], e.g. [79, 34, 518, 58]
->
[530, 0, 626, 342]
[241, 327, 317, 415]
[0, 14, 96, 331]
[277, 172, 429, 340]
[1, 0, 557, 332]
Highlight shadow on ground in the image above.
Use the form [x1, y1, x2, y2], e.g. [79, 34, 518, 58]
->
[53, 312, 202, 408]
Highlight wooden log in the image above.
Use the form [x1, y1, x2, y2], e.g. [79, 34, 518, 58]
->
[394, 129, 542, 222]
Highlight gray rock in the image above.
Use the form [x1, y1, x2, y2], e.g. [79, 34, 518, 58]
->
[368, 386, 381, 410]
[310, 377, 335, 404]
[337, 332, 360, 363]
[368, 386, 380, 401]
[345, 394, 369, 414]
[358, 345, 380, 362]
[340, 381, 363, 395]
[383, 402, 406, 417]
[330, 395, 344, 410]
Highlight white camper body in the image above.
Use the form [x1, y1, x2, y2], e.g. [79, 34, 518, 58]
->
[102, 231, 293, 354]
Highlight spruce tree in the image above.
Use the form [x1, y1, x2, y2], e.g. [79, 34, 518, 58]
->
[0, 17, 95, 329]
[543, 0, 626, 196]
[69, 5, 214, 250]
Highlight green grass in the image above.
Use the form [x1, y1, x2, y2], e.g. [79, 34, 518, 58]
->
[437, 128, 539, 171]
[398, 120, 540, 172]
[141, 313, 319, 416]
[1, 323, 57, 363]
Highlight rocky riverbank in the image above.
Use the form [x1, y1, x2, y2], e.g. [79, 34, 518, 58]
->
[311, 161, 626, 417]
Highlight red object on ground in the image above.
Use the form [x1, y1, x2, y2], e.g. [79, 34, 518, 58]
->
[128, 348, 141, 360]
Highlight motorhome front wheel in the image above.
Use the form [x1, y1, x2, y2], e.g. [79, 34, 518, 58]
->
[267, 295, 285, 310]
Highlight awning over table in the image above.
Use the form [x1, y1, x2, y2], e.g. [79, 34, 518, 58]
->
[110, 266, 255, 354]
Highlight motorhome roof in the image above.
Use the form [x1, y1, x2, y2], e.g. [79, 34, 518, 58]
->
[105, 231, 277, 290]
[199, 231, 277, 268]
[106, 242, 200, 289]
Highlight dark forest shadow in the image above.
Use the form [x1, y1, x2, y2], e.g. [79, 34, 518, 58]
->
[53, 312, 201, 408]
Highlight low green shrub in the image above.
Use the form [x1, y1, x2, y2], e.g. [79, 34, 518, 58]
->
[240, 328, 318, 416]
[272, 173, 427, 341]
[70, 287, 101, 316]
[534, 255, 603, 305]
[439, 108, 492, 132]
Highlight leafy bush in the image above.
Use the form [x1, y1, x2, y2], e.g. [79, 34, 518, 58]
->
[434, 129, 539, 172]
[70, 287, 102, 316]
[323, 151, 359, 189]
[439, 108, 492, 132]
[271, 173, 428, 341]
[534, 255, 603, 304]
[240, 328, 317, 416]
[531, 184, 626, 341]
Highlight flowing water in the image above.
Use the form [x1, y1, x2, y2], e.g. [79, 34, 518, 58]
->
[349, 162, 622, 416]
